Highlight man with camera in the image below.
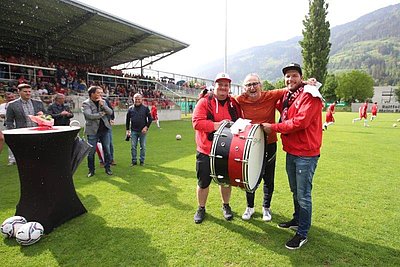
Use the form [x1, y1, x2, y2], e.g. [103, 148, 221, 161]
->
[125, 93, 152, 166]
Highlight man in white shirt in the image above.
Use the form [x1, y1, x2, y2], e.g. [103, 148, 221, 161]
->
[0, 92, 16, 165]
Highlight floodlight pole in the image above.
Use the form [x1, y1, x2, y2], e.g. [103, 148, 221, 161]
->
[224, 0, 228, 73]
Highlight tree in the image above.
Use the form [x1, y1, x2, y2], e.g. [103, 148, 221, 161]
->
[300, 0, 331, 85]
[321, 74, 338, 102]
[273, 80, 285, 89]
[336, 70, 374, 103]
[395, 85, 400, 102]
[262, 80, 275, 91]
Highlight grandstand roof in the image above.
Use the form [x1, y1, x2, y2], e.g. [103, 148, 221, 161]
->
[0, 0, 189, 67]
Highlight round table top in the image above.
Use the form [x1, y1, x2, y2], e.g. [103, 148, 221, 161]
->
[3, 126, 80, 135]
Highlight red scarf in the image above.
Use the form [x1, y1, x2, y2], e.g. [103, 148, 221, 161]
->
[281, 87, 304, 122]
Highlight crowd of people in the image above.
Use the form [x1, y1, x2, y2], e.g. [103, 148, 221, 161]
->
[192, 64, 323, 250]
[0, 56, 383, 251]
[0, 53, 182, 112]
[0, 53, 206, 103]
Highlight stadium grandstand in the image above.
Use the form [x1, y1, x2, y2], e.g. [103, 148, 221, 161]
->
[0, 0, 241, 121]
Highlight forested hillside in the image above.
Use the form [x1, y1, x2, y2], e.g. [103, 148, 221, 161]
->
[195, 3, 400, 85]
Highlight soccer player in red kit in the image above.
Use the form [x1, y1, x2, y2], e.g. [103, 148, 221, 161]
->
[352, 101, 369, 127]
[370, 102, 378, 121]
[323, 101, 336, 130]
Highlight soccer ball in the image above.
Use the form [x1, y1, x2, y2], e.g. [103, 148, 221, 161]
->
[176, 134, 182, 140]
[397, 119, 400, 122]
[393, 123, 397, 128]
[1, 216, 27, 238]
[16, 222, 44, 246]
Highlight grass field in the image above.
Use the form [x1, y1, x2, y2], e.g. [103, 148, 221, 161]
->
[1, 112, 399, 266]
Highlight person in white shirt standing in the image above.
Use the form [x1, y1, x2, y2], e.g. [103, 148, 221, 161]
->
[0, 92, 16, 165]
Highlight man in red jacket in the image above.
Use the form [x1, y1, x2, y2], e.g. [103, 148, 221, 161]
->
[192, 73, 242, 224]
[262, 63, 323, 250]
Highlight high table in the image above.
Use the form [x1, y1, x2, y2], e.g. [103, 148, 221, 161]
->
[3, 126, 87, 234]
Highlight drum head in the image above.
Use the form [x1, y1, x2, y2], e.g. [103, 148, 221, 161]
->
[245, 125, 265, 191]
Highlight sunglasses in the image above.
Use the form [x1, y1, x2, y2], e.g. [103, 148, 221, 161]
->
[244, 82, 260, 87]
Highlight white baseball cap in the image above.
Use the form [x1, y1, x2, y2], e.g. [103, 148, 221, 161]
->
[214, 73, 231, 83]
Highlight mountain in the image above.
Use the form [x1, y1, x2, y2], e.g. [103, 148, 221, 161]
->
[195, 4, 400, 85]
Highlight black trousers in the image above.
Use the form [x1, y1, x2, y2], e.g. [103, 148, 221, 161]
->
[245, 142, 277, 208]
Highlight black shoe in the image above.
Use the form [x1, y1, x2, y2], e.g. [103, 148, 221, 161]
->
[105, 169, 113, 176]
[278, 219, 299, 231]
[222, 204, 233, 221]
[285, 233, 308, 250]
[194, 207, 206, 224]
[131, 162, 137, 166]
[87, 171, 95, 177]
[140, 162, 144, 166]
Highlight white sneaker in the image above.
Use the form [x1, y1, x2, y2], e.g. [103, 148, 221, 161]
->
[241, 207, 255, 220]
[262, 207, 272, 222]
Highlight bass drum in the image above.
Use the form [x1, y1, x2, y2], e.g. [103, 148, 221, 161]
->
[210, 121, 266, 193]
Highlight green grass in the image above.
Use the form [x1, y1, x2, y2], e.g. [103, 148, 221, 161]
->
[1, 113, 400, 266]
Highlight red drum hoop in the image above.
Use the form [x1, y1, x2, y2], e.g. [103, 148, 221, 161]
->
[210, 121, 266, 192]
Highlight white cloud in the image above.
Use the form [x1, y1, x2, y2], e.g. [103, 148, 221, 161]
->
[78, 0, 399, 76]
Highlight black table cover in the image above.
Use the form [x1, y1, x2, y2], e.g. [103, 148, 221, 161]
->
[3, 126, 87, 234]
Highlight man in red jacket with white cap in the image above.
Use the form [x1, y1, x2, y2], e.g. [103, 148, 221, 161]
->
[262, 63, 323, 250]
[192, 72, 242, 224]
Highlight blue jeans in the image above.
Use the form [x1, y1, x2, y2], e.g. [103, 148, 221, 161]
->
[131, 131, 147, 164]
[108, 129, 114, 161]
[286, 153, 319, 237]
[99, 129, 114, 163]
[87, 129, 112, 171]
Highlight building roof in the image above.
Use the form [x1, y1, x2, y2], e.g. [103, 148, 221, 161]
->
[0, 0, 189, 67]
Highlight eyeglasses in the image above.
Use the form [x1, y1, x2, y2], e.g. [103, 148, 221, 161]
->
[244, 82, 260, 88]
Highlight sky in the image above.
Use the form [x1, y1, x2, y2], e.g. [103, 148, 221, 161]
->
[78, 0, 399, 77]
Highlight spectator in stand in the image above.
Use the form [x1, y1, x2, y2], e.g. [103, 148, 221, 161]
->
[126, 93, 152, 166]
[352, 101, 369, 127]
[151, 103, 160, 128]
[37, 85, 48, 96]
[82, 86, 114, 177]
[0, 92, 16, 165]
[5, 83, 45, 130]
[18, 75, 28, 85]
[47, 93, 74, 126]
[78, 79, 87, 92]
[323, 101, 337, 131]
[262, 63, 323, 250]
[370, 102, 378, 121]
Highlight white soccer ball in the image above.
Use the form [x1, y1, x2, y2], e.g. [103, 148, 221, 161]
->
[16, 222, 44, 246]
[393, 123, 397, 128]
[1, 216, 27, 238]
[176, 134, 182, 140]
[397, 118, 400, 122]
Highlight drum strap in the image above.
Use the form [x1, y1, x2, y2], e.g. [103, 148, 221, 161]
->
[206, 93, 238, 122]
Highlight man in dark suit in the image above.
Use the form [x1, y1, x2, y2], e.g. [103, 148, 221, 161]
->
[5, 83, 46, 130]
[82, 86, 113, 177]
[47, 93, 74, 126]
